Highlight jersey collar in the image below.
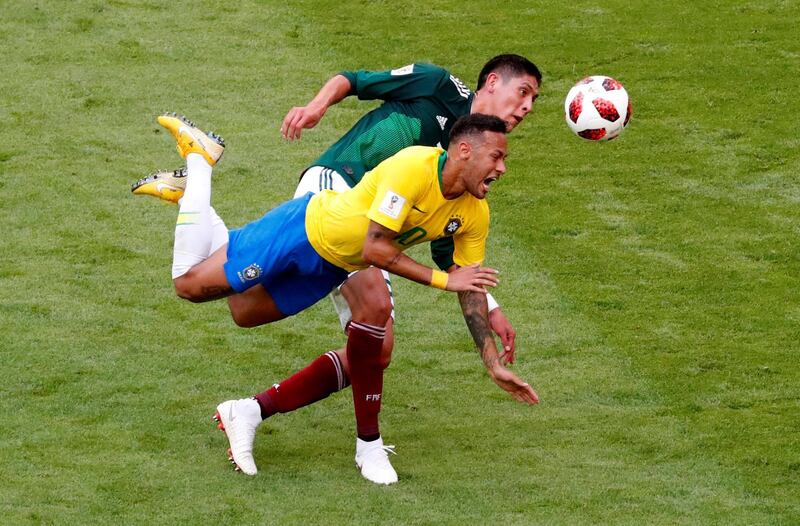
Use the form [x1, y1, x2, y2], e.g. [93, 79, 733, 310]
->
[437, 150, 447, 195]
[467, 92, 476, 113]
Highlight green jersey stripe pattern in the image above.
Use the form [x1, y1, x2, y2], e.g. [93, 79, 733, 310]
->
[308, 63, 473, 188]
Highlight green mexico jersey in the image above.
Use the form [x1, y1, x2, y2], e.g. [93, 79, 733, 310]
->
[310, 63, 473, 187]
[308, 63, 475, 269]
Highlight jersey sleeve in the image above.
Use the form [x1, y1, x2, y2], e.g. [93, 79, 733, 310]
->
[365, 155, 427, 233]
[452, 203, 489, 267]
[340, 63, 449, 102]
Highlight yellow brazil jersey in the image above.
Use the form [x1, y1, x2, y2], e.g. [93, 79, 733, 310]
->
[304, 146, 489, 273]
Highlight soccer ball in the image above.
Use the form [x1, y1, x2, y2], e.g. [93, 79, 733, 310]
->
[564, 75, 631, 141]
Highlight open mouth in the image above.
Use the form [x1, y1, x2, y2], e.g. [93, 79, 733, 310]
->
[508, 115, 522, 129]
[482, 176, 498, 191]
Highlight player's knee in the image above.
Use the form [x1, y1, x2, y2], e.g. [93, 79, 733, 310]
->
[173, 277, 202, 302]
[351, 294, 393, 326]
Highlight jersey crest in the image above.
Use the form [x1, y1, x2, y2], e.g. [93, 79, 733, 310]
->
[238, 263, 262, 283]
[444, 215, 463, 236]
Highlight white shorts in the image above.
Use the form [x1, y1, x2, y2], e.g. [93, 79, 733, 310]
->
[295, 166, 395, 330]
[294, 166, 352, 197]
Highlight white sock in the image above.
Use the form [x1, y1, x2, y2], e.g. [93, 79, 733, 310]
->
[172, 153, 213, 279]
[209, 206, 229, 254]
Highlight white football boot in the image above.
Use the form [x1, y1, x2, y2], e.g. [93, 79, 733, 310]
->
[213, 398, 261, 476]
[355, 436, 398, 485]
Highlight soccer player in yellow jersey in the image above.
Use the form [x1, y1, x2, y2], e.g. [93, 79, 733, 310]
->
[135, 56, 542, 485]
[156, 111, 538, 484]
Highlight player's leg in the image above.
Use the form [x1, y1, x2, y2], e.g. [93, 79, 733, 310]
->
[169, 153, 235, 302]
[131, 166, 229, 254]
[337, 268, 398, 484]
[249, 268, 393, 420]
[226, 285, 281, 328]
[172, 244, 231, 302]
[331, 268, 396, 370]
[213, 167, 396, 479]
[215, 290, 340, 475]
[170, 154, 213, 280]
[332, 316, 394, 374]
[155, 114, 229, 285]
[213, 207, 349, 475]
[218, 269, 394, 479]
[216, 346, 352, 477]
[172, 244, 289, 322]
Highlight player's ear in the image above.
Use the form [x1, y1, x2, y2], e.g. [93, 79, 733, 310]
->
[457, 139, 472, 159]
[485, 71, 500, 92]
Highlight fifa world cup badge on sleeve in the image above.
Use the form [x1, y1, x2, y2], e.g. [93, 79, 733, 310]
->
[378, 191, 406, 219]
[391, 64, 414, 76]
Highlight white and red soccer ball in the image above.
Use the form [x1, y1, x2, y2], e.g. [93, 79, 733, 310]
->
[564, 75, 631, 141]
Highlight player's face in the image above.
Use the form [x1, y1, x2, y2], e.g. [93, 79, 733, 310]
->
[464, 131, 508, 199]
[483, 72, 539, 132]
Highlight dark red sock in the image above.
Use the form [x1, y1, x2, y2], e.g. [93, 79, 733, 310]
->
[346, 321, 386, 441]
[254, 351, 349, 419]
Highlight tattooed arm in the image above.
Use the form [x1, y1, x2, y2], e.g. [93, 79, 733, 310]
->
[457, 288, 540, 405]
[458, 290, 502, 369]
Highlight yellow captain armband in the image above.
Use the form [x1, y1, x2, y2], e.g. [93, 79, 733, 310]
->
[430, 270, 449, 290]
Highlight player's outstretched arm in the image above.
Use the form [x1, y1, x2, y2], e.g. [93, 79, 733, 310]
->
[489, 307, 517, 364]
[444, 262, 516, 363]
[435, 242, 517, 362]
[362, 222, 498, 291]
[457, 289, 539, 405]
[281, 74, 352, 140]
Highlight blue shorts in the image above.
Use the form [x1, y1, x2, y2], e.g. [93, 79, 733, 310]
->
[224, 193, 349, 316]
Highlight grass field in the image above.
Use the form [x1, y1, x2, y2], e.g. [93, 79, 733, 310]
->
[2, 0, 799, 524]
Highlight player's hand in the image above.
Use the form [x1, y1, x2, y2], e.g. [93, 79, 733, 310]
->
[489, 308, 516, 364]
[489, 365, 539, 405]
[281, 105, 326, 140]
[445, 264, 499, 293]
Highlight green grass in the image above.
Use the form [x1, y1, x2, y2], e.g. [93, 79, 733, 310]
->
[2, 0, 799, 524]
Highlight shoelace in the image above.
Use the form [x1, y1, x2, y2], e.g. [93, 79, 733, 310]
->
[365, 444, 397, 466]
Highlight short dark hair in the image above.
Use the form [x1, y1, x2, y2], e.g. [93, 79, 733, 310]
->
[476, 54, 542, 89]
[449, 113, 507, 143]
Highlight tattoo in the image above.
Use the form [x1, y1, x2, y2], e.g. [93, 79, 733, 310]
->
[367, 222, 403, 269]
[458, 291, 496, 368]
[200, 284, 234, 301]
[387, 252, 403, 268]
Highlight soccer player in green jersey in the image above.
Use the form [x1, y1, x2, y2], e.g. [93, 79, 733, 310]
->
[133, 55, 541, 484]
